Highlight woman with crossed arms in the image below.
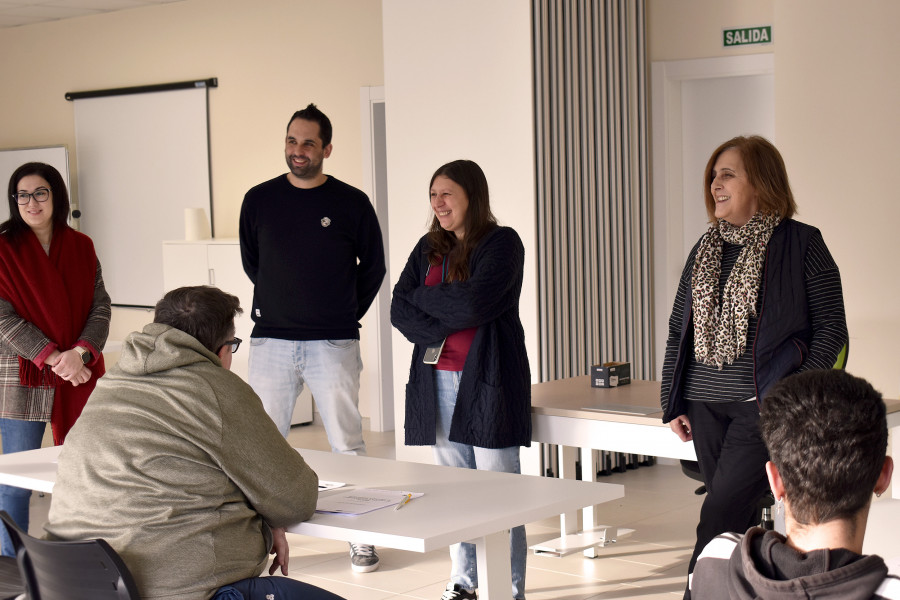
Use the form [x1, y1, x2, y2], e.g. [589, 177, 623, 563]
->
[391, 159, 531, 600]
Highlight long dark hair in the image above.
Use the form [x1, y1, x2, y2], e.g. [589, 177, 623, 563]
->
[426, 160, 497, 282]
[2, 162, 71, 244]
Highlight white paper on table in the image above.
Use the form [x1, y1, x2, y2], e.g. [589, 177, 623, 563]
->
[318, 480, 347, 491]
[315, 488, 424, 515]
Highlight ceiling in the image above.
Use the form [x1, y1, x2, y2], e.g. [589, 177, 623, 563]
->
[0, 0, 184, 29]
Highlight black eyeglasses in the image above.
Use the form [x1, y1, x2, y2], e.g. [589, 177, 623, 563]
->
[13, 188, 50, 205]
[221, 337, 242, 353]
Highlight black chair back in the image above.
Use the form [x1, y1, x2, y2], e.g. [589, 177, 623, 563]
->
[0, 511, 139, 600]
[0, 555, 24, 600]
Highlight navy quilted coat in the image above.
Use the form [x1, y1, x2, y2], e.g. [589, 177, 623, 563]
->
[390, 226, 532, 448]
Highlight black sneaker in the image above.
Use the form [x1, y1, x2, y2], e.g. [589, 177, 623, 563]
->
[349, 542, 379, 573]
[440, 582, 477, 600]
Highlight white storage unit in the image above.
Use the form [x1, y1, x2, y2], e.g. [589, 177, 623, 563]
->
[162, 239, 312, 425]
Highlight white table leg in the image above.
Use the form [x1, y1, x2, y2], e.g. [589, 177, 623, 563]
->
[528, 444, 631, 558]
[558, 444, 580, 535]
[581, 447, 599, 527]
[474, 530, 512, 600]
[581, 446, 600, 558]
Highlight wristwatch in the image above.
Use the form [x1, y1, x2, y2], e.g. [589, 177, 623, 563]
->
[74, 346, 92, 365]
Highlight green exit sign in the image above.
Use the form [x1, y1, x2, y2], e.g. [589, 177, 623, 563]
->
[723, 26, 772, 47]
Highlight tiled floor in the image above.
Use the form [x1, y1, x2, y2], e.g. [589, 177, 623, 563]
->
[23, 423, 900, 599]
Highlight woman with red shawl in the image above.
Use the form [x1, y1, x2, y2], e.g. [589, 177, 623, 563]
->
[0, 162, 110, 556]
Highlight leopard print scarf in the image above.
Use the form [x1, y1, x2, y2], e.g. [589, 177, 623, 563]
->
[691, 211, 781, 369]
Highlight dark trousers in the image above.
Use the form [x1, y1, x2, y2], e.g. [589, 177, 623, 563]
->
[683, 400, 770, 598]
[213, 576, 346, 600]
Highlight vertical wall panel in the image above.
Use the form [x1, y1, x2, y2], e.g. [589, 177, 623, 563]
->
[533, 0, 652, 381]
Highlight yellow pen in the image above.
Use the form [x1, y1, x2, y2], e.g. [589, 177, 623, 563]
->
[394, 493, 412, 511]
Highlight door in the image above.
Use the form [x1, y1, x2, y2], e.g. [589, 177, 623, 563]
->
[650, 54, 775, 374]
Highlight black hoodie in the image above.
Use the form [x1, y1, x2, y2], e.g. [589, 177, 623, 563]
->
[691, 527, 900, 599]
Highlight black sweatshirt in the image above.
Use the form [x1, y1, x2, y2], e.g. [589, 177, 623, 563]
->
[239, 174, 386, 340]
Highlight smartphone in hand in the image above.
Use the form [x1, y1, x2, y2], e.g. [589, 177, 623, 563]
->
[423, 339, 446, 364]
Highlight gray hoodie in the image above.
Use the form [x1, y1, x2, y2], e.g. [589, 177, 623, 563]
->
[46, 323, 318, 600]
[691, 527, 900, 600]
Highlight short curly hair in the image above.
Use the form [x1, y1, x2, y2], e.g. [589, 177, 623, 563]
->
[760, 370, 886, 526]
[154, 286, 242, 353]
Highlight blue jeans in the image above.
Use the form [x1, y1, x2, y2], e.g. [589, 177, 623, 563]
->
[213, 576, 346, 599]
[0, 418, 46, 557]
[432, 370, 527, 599]
[248, 338, 365, 455]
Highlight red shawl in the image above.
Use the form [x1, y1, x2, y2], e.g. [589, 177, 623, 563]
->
[0, 226, 105, 444]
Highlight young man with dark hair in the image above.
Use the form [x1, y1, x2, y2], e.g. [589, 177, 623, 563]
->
[45, 286, 345, 600]
[690, 369, 899, 599]
[289, 103, 333, 147]
[239, 103, 386, 572]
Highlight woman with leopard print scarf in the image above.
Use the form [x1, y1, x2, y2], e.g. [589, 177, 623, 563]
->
[658, 136, 848, 600]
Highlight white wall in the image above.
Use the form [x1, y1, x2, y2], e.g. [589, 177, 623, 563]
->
[648, 0, 900, 398]
[650, 54, 775, 375]
[0, 0, 386, 418]
[0, 0, 383, 235]
[775, 0, 900, 397]
[382, 0, 537, 462]
[648, 0, 775, 62]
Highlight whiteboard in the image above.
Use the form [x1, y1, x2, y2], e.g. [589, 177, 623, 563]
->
[0, 146, 70, 224]
[73, 87, 212, 307]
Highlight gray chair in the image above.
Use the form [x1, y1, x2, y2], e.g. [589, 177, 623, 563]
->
[0, 511, 139, 600]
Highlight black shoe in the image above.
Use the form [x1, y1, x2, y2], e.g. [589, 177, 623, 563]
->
[440, 582, 477, 600]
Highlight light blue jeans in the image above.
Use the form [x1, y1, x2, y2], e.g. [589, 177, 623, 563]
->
[0, 418, 46, 557]
[433, 369, 527, 599]
[248, 338, 366, 455]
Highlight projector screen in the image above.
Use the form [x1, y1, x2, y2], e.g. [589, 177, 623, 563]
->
[73, 85, 213, 307]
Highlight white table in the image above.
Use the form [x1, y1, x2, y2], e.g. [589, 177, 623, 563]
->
[529, 377, 690, 556]
[0, 446, 623, 600]
[530, 376, 900, 556]
[532, 378, 694, 461]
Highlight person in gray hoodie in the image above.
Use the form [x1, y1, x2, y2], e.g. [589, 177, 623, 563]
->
[690, 370, 898, 599]
[45, 286, 345, 600]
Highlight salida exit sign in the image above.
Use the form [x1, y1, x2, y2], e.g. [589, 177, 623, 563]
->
[723, 26, 772, 47]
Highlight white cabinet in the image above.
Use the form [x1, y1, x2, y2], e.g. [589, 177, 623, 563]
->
[162, 239, 312, 425]
[161, 240, 252, 379]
